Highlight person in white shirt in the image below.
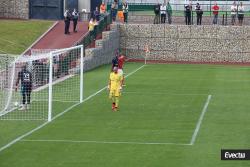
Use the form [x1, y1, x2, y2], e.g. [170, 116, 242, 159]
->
[160, 3, 167, 24]
[231, 1, 237, 25]
[72, 9, 79, 32]
[122, 2, 129, 23]
[238, 2, 244, 26]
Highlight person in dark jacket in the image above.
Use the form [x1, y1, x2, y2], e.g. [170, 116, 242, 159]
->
[195, 3, 203, 25]
[111, 0, 118, 21]
[94, 7, 101, 21]
[184, 2, 192, 25]
[154, 3, 160, 24]
[64, 9, 71, 34]
[166, 2, 172, 24]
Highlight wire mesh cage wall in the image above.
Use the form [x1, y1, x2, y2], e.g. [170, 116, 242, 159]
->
[118, 24, 250, 63]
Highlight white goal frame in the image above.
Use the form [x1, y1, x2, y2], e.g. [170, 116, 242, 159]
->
[0, 45, 84, 122]
[48, 45, 84, 122]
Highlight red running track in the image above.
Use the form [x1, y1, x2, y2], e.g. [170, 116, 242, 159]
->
[31, 21, 88, 50]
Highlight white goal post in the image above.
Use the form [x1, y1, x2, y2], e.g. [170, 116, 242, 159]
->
[48, 45, 84, 122]
[0, 45, 84, 122]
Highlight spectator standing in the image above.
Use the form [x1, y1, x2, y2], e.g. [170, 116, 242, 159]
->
[88, 18, 97, 40]
[72, 9, 79, 32]
[64, 9, 71, 34]
[212, 2, 219, 24]
[160, 2, 167, 24]
[154, 3, 161, 24]
[94, 7, 101, 21]
[111, 0, 118, 21]
[231, 1, 237, 25]
[122, 2, 129, 23]
[100, 1, 106, 17]
[166, 1, 172, 24]
[195, 3, 203, 25]
[184, 2, 192, 25]
[238, 2, 244, 26]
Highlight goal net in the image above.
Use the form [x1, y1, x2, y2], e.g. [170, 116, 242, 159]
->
[0, 45, 83, 121]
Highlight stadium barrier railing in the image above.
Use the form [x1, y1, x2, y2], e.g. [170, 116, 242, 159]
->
[76, 13, 112, 55]
[106, 2, 250, 25]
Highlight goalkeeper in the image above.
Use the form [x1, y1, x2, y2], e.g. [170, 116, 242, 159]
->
[108, 66, 123, 111]
[15, 64, 32, 110]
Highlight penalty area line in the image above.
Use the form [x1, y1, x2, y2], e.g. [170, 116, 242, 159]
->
[20, 139, 191, 146]
[190, 95, 212, 145]
[0, 64, 146, 153]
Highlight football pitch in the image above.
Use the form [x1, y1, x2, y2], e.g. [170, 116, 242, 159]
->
[0, 20, 53, 55]
[1, 62, 250, 167]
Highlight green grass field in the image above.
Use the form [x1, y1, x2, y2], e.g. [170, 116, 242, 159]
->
[1, 62, 250, 167]
[0, 20, 53, 55]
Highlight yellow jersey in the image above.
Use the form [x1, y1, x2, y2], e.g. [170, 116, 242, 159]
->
[88, 21, 95, 31]
[109, 72, 122, 90]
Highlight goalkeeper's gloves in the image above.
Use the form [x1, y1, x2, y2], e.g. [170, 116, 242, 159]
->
[107, 85, 110, 90]
[119, 86, 122, 91]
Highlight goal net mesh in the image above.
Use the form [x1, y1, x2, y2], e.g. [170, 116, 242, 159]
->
[0, 45, 83, 121]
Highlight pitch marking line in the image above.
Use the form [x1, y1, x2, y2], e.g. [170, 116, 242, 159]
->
[123, 91, 208, 96]
[0, 49, 9, 54]
[190, 95, 212, 145]
[0, 65, 145, 153]
[20, 139, 191, 146]
[33, 99, 79, 103]
[33, 74, 74, 92]
[0, 38, 26, 47]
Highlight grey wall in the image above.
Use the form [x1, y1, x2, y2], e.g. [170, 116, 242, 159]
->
[0, 0, 29, 19]
[0, 0, 89, 20]
[78, 0, 90, 12]
[83, 25, 120, 71]
[119, 24, 250, 63]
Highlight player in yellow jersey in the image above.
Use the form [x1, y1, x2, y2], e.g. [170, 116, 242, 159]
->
[108, 66, 123, 111]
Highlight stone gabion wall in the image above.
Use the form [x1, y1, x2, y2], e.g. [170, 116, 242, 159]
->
[0, 0, 29, 19]
[83, 25, 120, 71]
[119, 24, 250, 63]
